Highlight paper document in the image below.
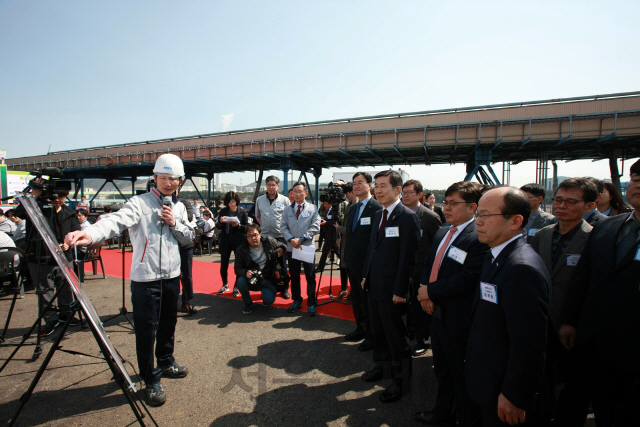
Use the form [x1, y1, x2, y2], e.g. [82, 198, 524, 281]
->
[292, 245, 316, 264]
[223, 216, 240, 224]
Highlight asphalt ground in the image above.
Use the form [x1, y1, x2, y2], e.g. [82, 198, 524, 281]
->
[0, 245, 596, 426]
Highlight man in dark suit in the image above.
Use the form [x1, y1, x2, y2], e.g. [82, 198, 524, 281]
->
[520, 183, 557, 243]
[401, 179, 442, 357]
[560, 160, 640, 427]
[361, 170, 420, 404]
[531, 177, 597, 427]
[582, 177, 608, 227]
[466, 186, 551, 426]
[415, 181, 489, 426]
[343, 172, 383, 351]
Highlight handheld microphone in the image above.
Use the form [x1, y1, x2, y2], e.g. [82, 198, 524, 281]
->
[163, 196, 172, 208]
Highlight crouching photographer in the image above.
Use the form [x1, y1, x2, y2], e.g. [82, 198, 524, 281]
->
[234, 223, 288, 315]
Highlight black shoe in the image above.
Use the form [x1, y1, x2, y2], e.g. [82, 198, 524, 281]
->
[161, 362, 189, 378]
[145, 382, 166, 407]
[280, 291, 291, 299]
[415, 410, 449, 425]
[344, 329, 365, 342]
[314, 268, 323, 274]
[412, 345, 427, 357]
[379, 385, 404, 404]
[41, 321, 59, 337]
[181, 303, 198, 315]
[358, 340, 373, 352]
[361, 367, 384, 383]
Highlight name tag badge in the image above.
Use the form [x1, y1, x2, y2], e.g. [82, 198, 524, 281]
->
[275, 202, 283, 208]
[301, 211, 311, 218]
[385, 227, 400, 238]
[480, 282, 498, 304]
[420, 229, 423, 237]
[528, 228, 538, 237]
[360, 217, 371, 225]
[447, 246, 468, 264]
[566, 254, 580, 267]
[326, 214, 332, 219]
[635, 245, 640, 261]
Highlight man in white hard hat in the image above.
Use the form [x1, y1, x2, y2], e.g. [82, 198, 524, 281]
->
[66, 153, 195, 407]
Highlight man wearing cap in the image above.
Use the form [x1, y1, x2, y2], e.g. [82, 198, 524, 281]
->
[66, 153, 195, 407]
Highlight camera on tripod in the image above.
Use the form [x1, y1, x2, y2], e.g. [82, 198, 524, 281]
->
[319, 182, 346, 205]
[248, 270, 264, 287]
[28, 167, 72, 203]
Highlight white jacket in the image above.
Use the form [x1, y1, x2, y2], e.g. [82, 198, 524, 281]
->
[85, 190, 195, 282]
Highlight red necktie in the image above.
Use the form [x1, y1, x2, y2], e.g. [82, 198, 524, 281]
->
[429, 226, 458, 283]
[377, 209, 388, 240]
[296, 204, 302, 219]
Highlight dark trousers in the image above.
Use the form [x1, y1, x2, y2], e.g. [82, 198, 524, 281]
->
[286, 251, 317, 306]
[235, 276, 277, 306]
[179, 247, 194, 304]
[131, 277, 180, 385]
[339, 266, 348, 291]
[368, 293, 411, 389]
[219, 246, 236, 285]
[539, 326, 590, 427]
[431, 316, 478, 426]
[28, 263, 73, 323]
[408, 279, 430, 345]
[585, 339, 639, 427]
[317, 236, 339, 270]
[347, 267, 372, 341]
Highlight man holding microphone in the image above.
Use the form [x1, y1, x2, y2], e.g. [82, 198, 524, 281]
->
[66, 153, 195, 407]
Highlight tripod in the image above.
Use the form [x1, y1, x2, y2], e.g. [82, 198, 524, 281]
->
[315, 233, 349, 307]
[103, 229, 134, 329]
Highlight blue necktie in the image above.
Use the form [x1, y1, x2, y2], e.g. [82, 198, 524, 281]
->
[352, 202, 362, 232]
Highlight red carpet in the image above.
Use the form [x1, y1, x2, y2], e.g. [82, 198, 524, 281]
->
[87, 248, 355, 321]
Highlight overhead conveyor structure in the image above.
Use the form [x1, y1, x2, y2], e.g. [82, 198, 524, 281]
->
[6, 91, 640, 200]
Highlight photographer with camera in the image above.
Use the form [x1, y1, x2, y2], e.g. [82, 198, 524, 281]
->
[234, 223, 287, 314]
[66, 154, 195, 407]
[14, 177, 82, 337]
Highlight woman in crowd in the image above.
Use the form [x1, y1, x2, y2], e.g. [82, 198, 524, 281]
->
[215, 191, 248, 297]
[424, 191, 446, 223]
[597, 181, 631, 216]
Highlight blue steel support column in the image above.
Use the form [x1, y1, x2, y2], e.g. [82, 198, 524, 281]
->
[313, 167, 322, 206]
[464, 150, 501, 185]
[207, 173, 213, 200]
[280, 158, 291, 195]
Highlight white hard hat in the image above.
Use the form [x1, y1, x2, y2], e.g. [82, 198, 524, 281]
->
[153, 153, 185, 178]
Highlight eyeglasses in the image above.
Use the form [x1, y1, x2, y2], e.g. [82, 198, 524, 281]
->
[551, 197, 584, 207]
[292, 190, 306, 194]
[246, 233, 260, 238]
[402, 191, 417, 195]
[352, 181, 368, 187]
[476, 213, 513, 221]
[442, 200, 470, 207]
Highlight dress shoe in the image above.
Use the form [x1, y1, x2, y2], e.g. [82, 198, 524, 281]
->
[344, 295, 353, 305]
[314, 268, 324, 274]
[358, 340, 373, 352]
[412, 345, 427, 357]
[415, 410, 449, 425]
[280, 291, 291, 299]
[379, 385, 404, 403]
[361, 367, 384, 383]
[344, 329, 365, 342]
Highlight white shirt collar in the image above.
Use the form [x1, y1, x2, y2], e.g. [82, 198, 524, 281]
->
[382, 199, 401, 216]
[490, 234, 523, 260]
[450, 217, 475, 234]
[359, 195, 372, 206]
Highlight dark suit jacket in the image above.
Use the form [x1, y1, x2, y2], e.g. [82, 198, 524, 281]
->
[531, 220, 592, 334]
[585, 208, 607, 227]
[216, 206, 249, 256]
[362, 202, 420, 298]
[420, 222, 490, 338]
[412, 204, 442, 284]
[466, 237, 551, 410]
[561, 212, 640, 373]
[343, 197, 382, 276]
[525, 210, 557, 244]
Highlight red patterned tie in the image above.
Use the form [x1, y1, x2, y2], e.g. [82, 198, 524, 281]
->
[429, 227, 458, 283]
[296, 204, 301, 219]
[377, 209, 388, 240]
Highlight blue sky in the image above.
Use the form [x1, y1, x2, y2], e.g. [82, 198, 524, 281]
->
[2, 1, 639, 188]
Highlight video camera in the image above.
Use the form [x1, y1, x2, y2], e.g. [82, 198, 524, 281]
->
[319, 182, 346, 205]
[28, 167, 73, 203]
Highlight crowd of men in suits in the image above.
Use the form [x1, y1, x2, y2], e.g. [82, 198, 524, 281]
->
[248, 160, 640, 427]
